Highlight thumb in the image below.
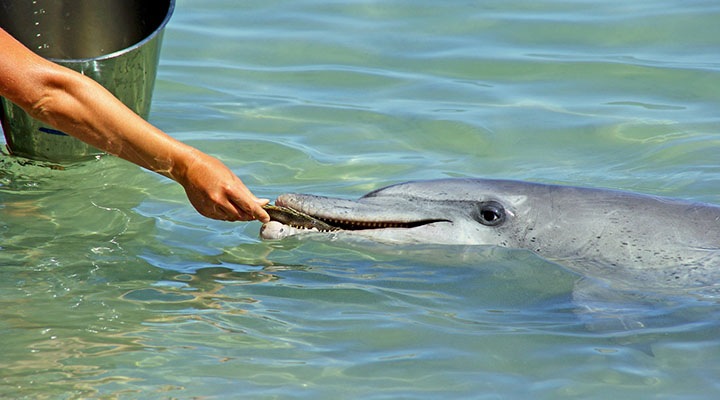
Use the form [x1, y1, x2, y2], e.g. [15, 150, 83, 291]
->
[252, 198, 271, 223]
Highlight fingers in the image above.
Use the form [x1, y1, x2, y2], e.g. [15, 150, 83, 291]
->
[175, 154, 271, 223]
[226, 196, 270, 222]
[185, 185, 270, 223]
[251, 198, 271, 223]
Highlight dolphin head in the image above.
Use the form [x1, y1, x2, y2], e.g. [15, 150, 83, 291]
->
[260, 178, 533, 245]
[262, 177, 720, 291]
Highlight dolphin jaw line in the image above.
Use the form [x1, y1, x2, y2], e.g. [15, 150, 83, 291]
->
[286, 214, 448, 232]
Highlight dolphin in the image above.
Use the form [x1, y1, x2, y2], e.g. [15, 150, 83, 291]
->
[261, 178, 720, 291]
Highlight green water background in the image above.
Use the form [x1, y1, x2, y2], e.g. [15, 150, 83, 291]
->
[1, 0, 720, 398]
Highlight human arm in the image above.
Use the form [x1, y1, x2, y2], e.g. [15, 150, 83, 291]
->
[0, 28, 269, 222]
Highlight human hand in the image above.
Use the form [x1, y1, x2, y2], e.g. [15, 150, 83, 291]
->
[175, 150, 270, 222]
[0, 27, 269, 223]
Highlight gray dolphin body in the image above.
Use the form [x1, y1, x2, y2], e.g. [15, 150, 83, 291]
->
[261, 178, 720, 290]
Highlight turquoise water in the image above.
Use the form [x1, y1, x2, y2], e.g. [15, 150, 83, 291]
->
[2, 0, 720, 398]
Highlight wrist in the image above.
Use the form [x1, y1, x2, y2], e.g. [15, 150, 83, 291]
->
[165, 144, 204, 185]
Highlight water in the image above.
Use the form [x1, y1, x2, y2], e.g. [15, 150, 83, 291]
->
[2, 0, 720, 398]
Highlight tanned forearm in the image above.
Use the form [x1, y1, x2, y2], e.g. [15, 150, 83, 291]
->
[25, 64, 193, 180]
[0, 28, 269, 222]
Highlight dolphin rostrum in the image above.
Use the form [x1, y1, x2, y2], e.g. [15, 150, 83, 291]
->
[261, 178, 720, 291]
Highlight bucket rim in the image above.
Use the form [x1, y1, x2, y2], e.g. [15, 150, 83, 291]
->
[45, 0, 176, 64]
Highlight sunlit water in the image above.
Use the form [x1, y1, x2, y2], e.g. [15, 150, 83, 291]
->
[2, 0, 720, 398]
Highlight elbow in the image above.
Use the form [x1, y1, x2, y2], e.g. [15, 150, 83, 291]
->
[25, 90, 54, 123]
[22, 66, 84, 126]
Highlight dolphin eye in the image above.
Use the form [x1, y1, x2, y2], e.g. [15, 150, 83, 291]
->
[475, 201, 506, 226]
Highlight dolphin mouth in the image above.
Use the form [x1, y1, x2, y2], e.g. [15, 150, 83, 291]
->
[263, 204, 341, 232]
[262, 197, 449, 232]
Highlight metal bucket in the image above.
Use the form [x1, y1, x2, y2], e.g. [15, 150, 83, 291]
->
[0, 0, 175, 162]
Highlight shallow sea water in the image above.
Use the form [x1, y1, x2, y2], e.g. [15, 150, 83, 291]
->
[2, 0, 720, 398]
